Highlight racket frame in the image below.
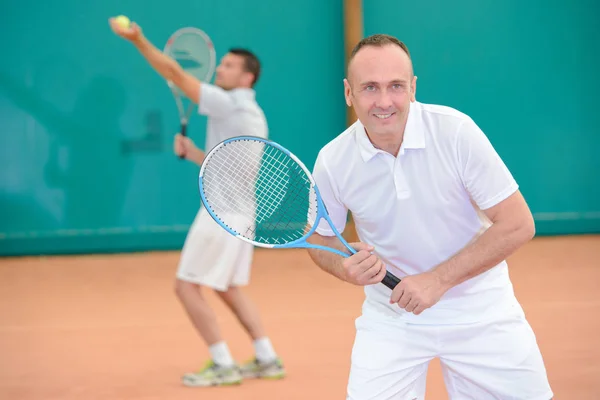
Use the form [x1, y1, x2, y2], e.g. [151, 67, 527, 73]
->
[198, 136, 401, 289]
[163, 27, 216, 158]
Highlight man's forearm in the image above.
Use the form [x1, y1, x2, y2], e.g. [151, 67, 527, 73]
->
[306, 234, 349, 281]
[133, 36, 180, 82]
[432, 221, 534, 288]
[188, 148, 205, 166]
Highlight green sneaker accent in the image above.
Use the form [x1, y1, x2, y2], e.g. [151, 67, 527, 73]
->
[182, 360, 243, 387]
[240, 357, 286, 379]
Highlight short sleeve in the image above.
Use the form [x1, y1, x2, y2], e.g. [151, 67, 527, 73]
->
[457, 118, 519, 210]
[312, 150, 348, 236]
[198, 83, 235, 118]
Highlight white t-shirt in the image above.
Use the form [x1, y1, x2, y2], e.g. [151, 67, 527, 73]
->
[198, 84, 268, 151]
[312, 101, 521, 324]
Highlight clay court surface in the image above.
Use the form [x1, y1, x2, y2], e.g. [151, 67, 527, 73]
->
[1, 235, 599, 399]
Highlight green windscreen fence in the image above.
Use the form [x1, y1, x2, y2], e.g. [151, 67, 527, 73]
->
[364, 0, 600, 235]
[2, 0, 598, 256]
[0, 0, 346, 256]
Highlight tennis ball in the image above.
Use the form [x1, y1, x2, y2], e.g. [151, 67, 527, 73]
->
[115, 15, 131, 29]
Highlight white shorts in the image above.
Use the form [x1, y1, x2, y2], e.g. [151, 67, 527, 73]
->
[347, 306, 553, 400]
[176, 208, 254, 292]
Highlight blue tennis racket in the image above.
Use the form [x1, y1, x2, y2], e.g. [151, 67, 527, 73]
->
[197, 136, 401, 290]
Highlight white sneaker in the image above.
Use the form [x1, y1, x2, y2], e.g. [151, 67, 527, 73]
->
[182, 360, 243, 387]
[239, 357, 286, 379]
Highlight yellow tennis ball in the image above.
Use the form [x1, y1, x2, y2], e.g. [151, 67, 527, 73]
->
[115, 15, 130, 29]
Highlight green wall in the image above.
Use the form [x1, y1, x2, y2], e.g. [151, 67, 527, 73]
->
[1, 0, 598, 256]
[365, 0, 600, 235]
[0, 0, 346, 256]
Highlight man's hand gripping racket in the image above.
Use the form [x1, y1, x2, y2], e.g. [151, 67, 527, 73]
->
[197, 136, 401, 290]
[339, 241, 392, 287]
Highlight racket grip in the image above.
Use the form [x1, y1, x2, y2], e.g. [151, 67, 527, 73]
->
[178, 123, 187, 160]
[382, 271, 401, 290]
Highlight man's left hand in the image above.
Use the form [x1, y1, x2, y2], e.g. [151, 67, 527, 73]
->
[390, 271, 450, 315]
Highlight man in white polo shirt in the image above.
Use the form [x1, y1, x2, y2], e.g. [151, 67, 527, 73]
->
[109, 19, 285, 387]
[307, 34, 553, 399]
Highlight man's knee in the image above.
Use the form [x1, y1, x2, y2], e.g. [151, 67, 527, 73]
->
[174, 278, 202, 298]
[215, 286, 239, 305]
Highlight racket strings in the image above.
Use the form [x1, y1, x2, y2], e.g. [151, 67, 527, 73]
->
[253, 149, 291, 219]
[167, 34, 211, 76]
[202, 141, 285, 234]
[202, 139, 318, 245]
[164, 30, 215, 100]
[254, 150, 314, 243]
[203, 143, 265, 222]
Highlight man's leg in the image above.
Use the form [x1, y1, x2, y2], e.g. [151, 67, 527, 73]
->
[346, 312, 436, 400]
[174, 209, 244, 387]
[215, 232, 285, 379]
[439, 309, 553, 399]
[174, 279, 243, 387]
[175, 280, 222, 346]
[216, 286, 286, 379]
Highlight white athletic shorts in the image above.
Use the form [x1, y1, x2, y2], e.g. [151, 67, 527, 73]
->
[176, 207, 254, 292]
[347, 303, 553, 400]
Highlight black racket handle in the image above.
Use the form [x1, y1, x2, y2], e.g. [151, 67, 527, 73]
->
[178, 123, 187, 160]
[382, 271, 401, 290]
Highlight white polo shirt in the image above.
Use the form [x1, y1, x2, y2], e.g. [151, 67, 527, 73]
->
[198, 83, 268, 151]
[312, 101, 521, 325]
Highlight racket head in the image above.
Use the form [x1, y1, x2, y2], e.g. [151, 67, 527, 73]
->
[198, 136, 402, 290]
[198, 136, 324, 248]
[163, 27, 216, 98]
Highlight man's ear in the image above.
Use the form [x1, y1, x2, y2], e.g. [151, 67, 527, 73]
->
[344, 78, 353, 107]
[410, 75, 418, 102]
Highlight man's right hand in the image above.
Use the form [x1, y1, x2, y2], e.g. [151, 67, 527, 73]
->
[174, 133, 205, 165]
[108, 18, 143, 43]
[174, 133, 194, 158]
[342, 242, 387, 286]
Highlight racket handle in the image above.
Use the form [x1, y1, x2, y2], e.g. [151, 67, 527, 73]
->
[382, 271, 401, 290]
[178, 123, 187, 160]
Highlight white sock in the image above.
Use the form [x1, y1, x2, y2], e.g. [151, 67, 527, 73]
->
[209, 341, 235, 367]
[254, 337, 277, 363]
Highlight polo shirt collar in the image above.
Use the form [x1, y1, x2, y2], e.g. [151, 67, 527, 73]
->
[355, 101, 425, 162]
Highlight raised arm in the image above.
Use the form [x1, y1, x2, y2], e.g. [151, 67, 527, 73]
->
[108, 18, 201, 104]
